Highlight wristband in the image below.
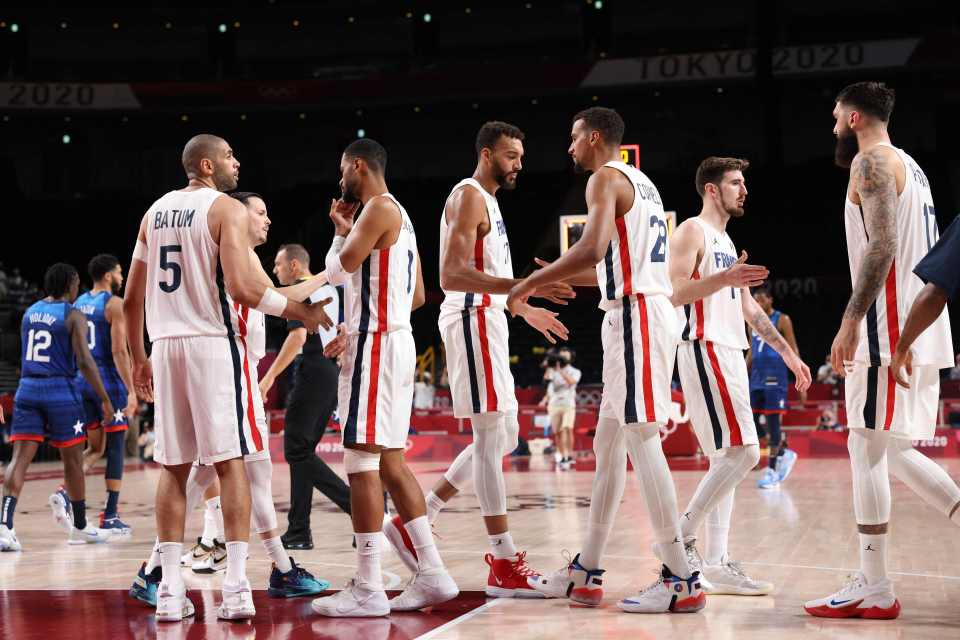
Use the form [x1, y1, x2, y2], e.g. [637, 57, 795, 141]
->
[255, 288, 288, 317]
[325, 252, 349, 286]
[132, 240, 147, 262]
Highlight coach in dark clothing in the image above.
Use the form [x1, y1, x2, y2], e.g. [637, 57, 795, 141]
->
[259, 243, 350, 550]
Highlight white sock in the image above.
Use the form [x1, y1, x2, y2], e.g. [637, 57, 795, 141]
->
[579, 522, 613, 570]
[158, 542, 184, 593]
[425, 491, 446, 524]
[406, 515, 444, 571]
[224, 541, 249, 587]
[705, 489, 734, 565]
[859, 533, 887, 584]
[202, 496, 221, 546]
[488, 531, 517, 559]
[145, 538, 161, 573]
[654, 538, 691, 579]
[262, 536, 292, 573]
[356, 532, 384, 590]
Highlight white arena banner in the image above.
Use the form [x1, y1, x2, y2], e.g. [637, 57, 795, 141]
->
[0, 83, 141, 110]
[581, 38, 920, 88]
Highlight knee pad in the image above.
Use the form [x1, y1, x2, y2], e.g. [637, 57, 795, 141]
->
[500, 414, 520, 456]
[343, 448, 380, 475]
[105, 430, 126, 481]
[245, 458, 278, 534]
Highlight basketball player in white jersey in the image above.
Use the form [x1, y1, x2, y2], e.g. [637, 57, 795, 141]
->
[669, 157, 811, 595]
[511, 107, 704, 613]
[805, 82, 959, 619]
[383, 121, 572, 597]
[312, 139, 458, 617]
[124, 134, 333, 622]
[130, 191, 330, 606]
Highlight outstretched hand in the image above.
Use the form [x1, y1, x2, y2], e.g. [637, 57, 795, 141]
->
[721, 250, 769, 288]
[519, 304, 569, 344]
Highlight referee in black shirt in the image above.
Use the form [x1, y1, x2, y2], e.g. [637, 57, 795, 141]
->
[259, 243, 350, 550]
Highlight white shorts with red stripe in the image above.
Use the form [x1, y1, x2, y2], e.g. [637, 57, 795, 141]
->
[598, 294, 676, 426]
[677, 340, 757, 455]
[440, 307, 518, 419]
[152, 336, 269, 466]
[845, 363, 940, 439]
[338, 329, 416, 449]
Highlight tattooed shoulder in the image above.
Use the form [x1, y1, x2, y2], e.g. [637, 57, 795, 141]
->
[852, 147, 894, 198]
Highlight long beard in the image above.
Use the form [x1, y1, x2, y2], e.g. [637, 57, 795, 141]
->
[834, 133, 859, 168]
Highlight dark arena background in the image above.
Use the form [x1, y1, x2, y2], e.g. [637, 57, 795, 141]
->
[1, 2, 959, 639]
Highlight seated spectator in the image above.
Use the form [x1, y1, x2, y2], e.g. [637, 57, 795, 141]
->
[413, 371, 436, 409]
[816, 354, 838, 384]
[817, 408, 841, 431]
[950, 354, 960, 381]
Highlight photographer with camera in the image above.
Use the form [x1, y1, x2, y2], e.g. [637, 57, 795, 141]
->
[540, 347, 581, 470]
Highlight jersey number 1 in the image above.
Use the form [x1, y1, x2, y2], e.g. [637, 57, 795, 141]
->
[159, 244, 183, 293]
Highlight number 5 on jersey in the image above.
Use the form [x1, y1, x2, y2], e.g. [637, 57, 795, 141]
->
[159, 244, 183, 293]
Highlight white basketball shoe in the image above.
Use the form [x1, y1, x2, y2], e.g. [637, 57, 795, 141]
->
[389, 567, 459, 611]
[804, 572, 900, 619]
[311, 579, 390, 617]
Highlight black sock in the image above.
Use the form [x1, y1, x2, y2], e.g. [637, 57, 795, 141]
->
[72, 499, 87, 530]
[104, 490, 120, 519]
[1, 495, 16, 528]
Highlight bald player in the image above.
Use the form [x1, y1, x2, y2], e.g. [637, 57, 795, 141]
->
[125, 134, 333, 622]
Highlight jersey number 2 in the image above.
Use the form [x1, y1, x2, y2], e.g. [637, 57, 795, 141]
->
[649, 216, 667, 263]
[159, 244, 183, 293]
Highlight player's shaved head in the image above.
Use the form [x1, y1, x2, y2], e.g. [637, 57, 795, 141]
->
[181, 134, 239, 190]
[182, 134, 227, 177]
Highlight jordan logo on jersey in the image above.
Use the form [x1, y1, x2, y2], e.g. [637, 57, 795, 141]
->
[153, 208, 196, 229]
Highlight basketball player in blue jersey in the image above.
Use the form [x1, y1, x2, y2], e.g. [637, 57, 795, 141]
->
[748, 286, 802, 489]
[0, 264, 115, 552]
[75, 254, 139, 533]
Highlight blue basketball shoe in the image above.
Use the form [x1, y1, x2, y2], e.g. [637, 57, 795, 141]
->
[267, 558, 329, 598]
[130, 562, 162, 607]
[99, 511, 133, 535]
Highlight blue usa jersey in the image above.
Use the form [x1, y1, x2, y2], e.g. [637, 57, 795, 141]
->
[749, 309, 788, 392]
[20, 299, 77, 378]
[74, 291, 113, 368]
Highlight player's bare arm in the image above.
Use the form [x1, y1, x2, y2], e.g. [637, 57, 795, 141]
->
[335, 196, 399, 272]
[742, 291, 811, 392]
[668, 219, 768, 307]
[258, 327, 307, 402]
[412, 248, 426, 311]
[249, 249, 331, 302]
[441, 187, 573, 303]
[890, 282, 949, 388]
[831, 146, 899, 376]
[68, 308, 114, 424]
[507, 167, 621, 312]
[533, 257, 597, 287]
[105, 296, 138, 419]
[124, 215, 152, 402]
[216, 196, 332, 329]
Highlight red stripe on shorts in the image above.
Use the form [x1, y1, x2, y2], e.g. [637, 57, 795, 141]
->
[705, 341, 743, 446]
[365, 248, 391, 443]
[237, 306, 263, 452]
[637, 294, 656, 422]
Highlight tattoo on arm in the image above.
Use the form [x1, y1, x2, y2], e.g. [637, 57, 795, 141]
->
[748, 308, 790, 356]
[845, 149, 898, 322]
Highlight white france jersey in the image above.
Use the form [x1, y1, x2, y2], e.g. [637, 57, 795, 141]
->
[438, 178, 514, 330]
[144, 187, 229, 341]
[677, 217, 748, 350]
[344, 193, 418, 335]
[843, 143, 953, 367]
[595, 161, 673, 311]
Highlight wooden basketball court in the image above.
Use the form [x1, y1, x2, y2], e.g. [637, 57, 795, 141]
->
[2, 454, 959, 639]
